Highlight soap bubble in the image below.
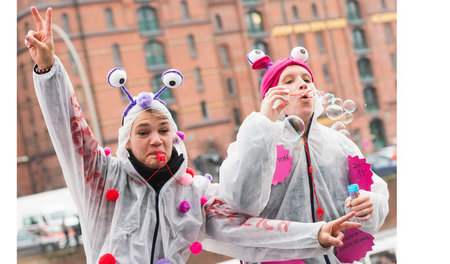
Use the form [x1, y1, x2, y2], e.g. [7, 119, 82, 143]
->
[331, 98, 343, 107]
[339, 129, 351, 137]
[282, 115, 305, 142]
[326, 105, 343, 120]
[331, 121, 346, 131]
[341, 112, 353, 124]
[343, 100, 356, 113]
[322, 93, 334, 105]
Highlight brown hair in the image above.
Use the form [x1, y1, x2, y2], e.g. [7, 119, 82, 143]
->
[145, 109, 168, 120]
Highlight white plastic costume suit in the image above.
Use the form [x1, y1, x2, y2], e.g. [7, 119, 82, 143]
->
[33, 57, 337, 263]
[219, 91, 389, 264]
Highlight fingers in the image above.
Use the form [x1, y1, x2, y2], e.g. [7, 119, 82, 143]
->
[25, 30, 46, 49]
[45, 7, 53, 36]
[326, 235, 343, 248]
[350, 195, 370, 207]
[332, 211, 356, 226]
[30, 6, 44, 32]
[356, 213, 373, 222]
[345, 197, 351, 208]
[337, 221, 362, 231]
[350, 200, 373, 213]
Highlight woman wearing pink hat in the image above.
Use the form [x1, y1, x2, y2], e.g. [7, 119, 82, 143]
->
[218, 48, 390, 264]
[24, 6, 362, 264]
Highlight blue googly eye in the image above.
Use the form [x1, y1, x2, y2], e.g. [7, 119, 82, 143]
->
[161, 69, 183, 89]
[107, 68, 127, 88]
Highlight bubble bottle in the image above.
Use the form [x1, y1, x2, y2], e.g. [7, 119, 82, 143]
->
[347, 183, 366, 217]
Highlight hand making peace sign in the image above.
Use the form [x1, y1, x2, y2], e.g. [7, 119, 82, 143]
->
[24, 6, 54, 69]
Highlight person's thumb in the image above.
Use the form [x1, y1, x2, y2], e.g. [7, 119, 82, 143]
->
[26, 31, 46, 50]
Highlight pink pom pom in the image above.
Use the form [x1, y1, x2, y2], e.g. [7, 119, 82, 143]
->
[176, 131, 185, 141]
[186, 167, 194, 177]
[317, 207, 324, 218]
[99, 253, 116, 264]
[190, 241, 202, 255]
[178, 200, 191, 213]
[106, 190, 119, 201]
[200, 196, 208, 205]
[179, 173, 193, 185]
[104, 147, 111, 156]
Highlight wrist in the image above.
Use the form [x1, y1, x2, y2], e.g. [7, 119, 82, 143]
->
[34, 64, 53, 74]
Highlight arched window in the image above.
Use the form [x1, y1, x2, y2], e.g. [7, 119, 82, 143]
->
[112, 44, 122, 66]
[187, 34, 197, 58]
[144, 41, 166, 67]
[357, 57, 373, 79]
[322, 64, 331, 82]
[363, 86, 379, 111]
[62, 13, 71, 34]
[219, 46, 230, 67]
[311, 4, 318, 19]
[370, 118, 387, 149]
[151, 74, 173, 100]
[316, 33, 325, 53]
[252, 41, 269, 56]
[215, 14, 223, 31]
[137, 6, 159, 33]
[352, 28, 367, 50]
[201, 101, 209, 119]
[105, 8, 115, 29]
[292, 6, 299, 21]
[297, 35, 305, 47]
[194, 68, 204, 91]
[181, 1, 190, 20]
[245, 11, 264, 34]
[345, 0, 361, 21]
[227, 78, 235, 95]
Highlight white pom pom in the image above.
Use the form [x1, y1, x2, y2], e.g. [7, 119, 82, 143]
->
[290, 46, 309, 63]
[247, 49, 266, 65]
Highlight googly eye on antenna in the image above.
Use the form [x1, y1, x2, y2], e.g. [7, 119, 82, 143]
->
[247, 49, 273, 70]
[152, 69, 184, 105]
[290, 46, 309, 63]
[107, 67, 137, 118]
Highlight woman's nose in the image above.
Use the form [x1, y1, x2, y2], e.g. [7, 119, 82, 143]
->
[149, 133, 163, 145]
[298, 82, 308, 90]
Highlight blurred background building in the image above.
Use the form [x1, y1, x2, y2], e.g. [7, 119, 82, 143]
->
[17, 0, 396, 263]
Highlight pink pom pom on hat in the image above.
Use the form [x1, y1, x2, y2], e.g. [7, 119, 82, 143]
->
[247, 47, 314, 99]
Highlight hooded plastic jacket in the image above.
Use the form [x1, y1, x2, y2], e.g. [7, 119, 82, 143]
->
[219, 92, 389, 264]
[32, 57, 337, 263]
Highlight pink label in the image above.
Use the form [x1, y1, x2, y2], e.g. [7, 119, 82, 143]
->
[347, 155, 374, 191]
[272, 145, 293, 185]
[335, 228, 374, 263]
[262, 260, 305, 264]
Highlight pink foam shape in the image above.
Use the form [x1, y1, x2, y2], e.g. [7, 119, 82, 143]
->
[348, 155, 374, 191]
[262, 260, 305, 264]
[335, 228, 374, 263]
[272, 145, 293, 185]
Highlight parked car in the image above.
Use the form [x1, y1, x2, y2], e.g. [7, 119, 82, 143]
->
[366, 146, 397, 177]
[17, 229, 60, 257]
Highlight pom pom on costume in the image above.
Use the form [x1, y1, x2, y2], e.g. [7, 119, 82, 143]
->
[200, 196, 208, 204]
[176, 131, 185, 141]
[106, 190, 119, 201]
[190, 242, 203, 255]
[317, 207, 324, 218]
[99, 253, 116, 264]
[156, 259, 172, 264]
[205, 173, 213, 182]
[179, 173, 193, 185]
[104, 147, 111, 156]
[178, 200, 191, 213]
[186, 167, 194, 177]
[137, 92, 153, 109]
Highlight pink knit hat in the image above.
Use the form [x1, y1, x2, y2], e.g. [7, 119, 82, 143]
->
[247, 47, 314, 99]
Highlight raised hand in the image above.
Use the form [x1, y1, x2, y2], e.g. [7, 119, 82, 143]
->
[318, 211, 361, 248]
[345, 194, 374, 221]
[24, 6, 54, 69]
[260, 86, 290, 122]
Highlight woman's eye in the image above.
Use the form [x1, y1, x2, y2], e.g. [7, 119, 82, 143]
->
[137, 131, 149, 136]
[285, 79, 293, 84]
[160, 129, 169, 134]
[304, 78, 311, 83]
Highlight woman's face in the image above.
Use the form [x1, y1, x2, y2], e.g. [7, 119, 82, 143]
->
[126, 111, 173, 169]
[277, 65, 316, 122]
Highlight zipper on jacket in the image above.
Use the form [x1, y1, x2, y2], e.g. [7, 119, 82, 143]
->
[150, 190, 161, 264]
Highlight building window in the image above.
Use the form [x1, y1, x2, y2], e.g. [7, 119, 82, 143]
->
[227, 78, 235, 95]
[105, 8, 115, 30]
[316, 33, 325, 53]
[384, 23, 393, 43]
[194, 68, 204, 91]
[352, 28, 368, 50]
[345, 0, 361, 21]
[390, 53, 396, 71]
[357, 57, 373, 79]
[20, 63, 28, 90]
[233, 107, 241, 126]
[311, 3, 318, 19]
[292, 6, 299, 21]
[137, 6, 159, 34]
[370, 118, 387, 149]
[381, 0, 387, 10]
[144, 41, 166, 68]
[151, 74, 173, 100]
[181, 1, 190, 20]
[187, 34, 197, 58]
[297, 35, 305, 47]
[252, 41, 269, 56]
[364, 86, 379, 111]
[112, 44, 122, 66]
[245, 11, 264, 34]
[215, 14, 223, 31]
[62, 13, 71, 34]
[322, 64, 331, 82]
[219, 46, 230, 67]
[201, 101, 209, 119]
[169, 109, 178, 127]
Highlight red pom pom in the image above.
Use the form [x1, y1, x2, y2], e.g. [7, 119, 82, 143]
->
[99, 253, 116, 264]
[316, 207, 324, 218]
[106, 190, 119, 201]
[104, 147, 111, 156]
[190, 241, 202, 255]
[200, 196, 208, 205]
[186, 167, 194, 177]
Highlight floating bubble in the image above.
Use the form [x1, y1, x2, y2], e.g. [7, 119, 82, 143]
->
[343, 100, 356, 113]
[322, 93, 334, 105]
[282, 115, 305, 142]
[339, 129, 351, 137]
[326, 105, 343, 120]
[342, 112, 353, 124]
[331, 121, 346, 131]
[332, 98, 344, 107]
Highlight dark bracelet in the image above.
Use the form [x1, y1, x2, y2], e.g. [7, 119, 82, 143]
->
[34, 64, 52, 74]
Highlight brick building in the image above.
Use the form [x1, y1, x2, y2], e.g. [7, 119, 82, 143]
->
[17, 0, 396, 197]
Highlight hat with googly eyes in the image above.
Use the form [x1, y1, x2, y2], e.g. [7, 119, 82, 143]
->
[247, 46, 315, 99]
[106, 68, 185, 159]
